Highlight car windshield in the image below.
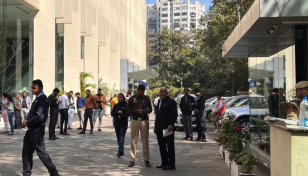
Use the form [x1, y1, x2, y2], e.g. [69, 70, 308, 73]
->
[233, 98, 249, 107]
[250, 97, 268, 108]
[205, 97, 215, 103]
[224, 98, 232, 104]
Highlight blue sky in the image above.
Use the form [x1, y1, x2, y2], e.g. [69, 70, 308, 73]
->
[146, 0, 212, 12]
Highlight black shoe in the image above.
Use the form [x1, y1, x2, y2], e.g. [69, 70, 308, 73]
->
[156, 164, 167, 168]
[48, 137, 56, 140]
[54, 136, 60, 139]
[77, 127, 82, 130]
[162, 165, 176, 170]
[145, 161, 151, 167]
[117, 152, 124, 157]
[183, 137, 189, 140]
[63, 132, 70, 135]
[98, 129, 102, 131]
[59, 132, 64, 135]
[89, 130, 93, 134]
[199, 139, 206, 142]
[78, 131, 85, 134]
[193, 138, 201, 141]
[128, 161, 135, 167]
[57, 126, 60, 129]
[190, 137, 193, 141]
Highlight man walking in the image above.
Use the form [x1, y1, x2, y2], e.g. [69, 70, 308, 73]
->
[67, 91, 75, 130]
[93, 88, 107, 131]
[78, 89, 97, 134]
[59, 92, 70, 135]
[14, 93, 23, 129]
[127, 84, 152, 168]
[192, 88, 206, 142]
[21, 91, 32, 122]
[75, 92, 85, 130]
[22, 79, 59, 176]
[180, 88, 195, 140]
[48, 88, 60, 140]
[213, 95, 225, 132]
[155, 87, 177, 170]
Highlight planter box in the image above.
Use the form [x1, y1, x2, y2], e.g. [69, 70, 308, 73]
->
[219, 145, 224, 157]
[225, 150, 231, 168]
[231, 161, 257, 176]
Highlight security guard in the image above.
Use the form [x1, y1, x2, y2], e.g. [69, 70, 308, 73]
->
[127, 84, 152, 168]
[22, 79, 59, 176]
[282, 81, 308, 120]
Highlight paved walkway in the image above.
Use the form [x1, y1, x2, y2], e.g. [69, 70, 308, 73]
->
[0, 115, 230, 176]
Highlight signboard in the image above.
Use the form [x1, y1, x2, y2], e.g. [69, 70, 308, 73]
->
[249, 80, 256, 88]
[139, 81, 150, 90]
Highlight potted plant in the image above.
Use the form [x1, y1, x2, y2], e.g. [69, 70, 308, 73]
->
[232, 150, 257, 176]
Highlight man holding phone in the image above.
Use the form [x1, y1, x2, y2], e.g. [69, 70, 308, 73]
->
[180, 88, 195, 141]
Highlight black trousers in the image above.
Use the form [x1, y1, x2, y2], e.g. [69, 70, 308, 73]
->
[196, 113, 206, 140]
[22, 127, 58, 176]
[14, 111, 22, 129]
[60, 108, 68, 133]
[82, 109, 94, 131]
[49, 114, 58, 138]
[156, 128, 175, 167]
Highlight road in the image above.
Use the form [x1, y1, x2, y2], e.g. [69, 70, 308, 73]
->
[0, 114, 231, 176]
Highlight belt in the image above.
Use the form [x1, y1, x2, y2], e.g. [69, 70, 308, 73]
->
[132, 118, 148, 121]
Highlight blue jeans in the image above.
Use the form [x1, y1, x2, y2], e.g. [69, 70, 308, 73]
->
[115, 126, 127, 153]
[8, 112, 15, 133]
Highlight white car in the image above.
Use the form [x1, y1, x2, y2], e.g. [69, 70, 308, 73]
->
[174, 94, 198, 130]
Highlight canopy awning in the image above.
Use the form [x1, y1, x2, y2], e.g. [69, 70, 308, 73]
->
[128, 67, 159, 81]
[222, 0, 308, 58]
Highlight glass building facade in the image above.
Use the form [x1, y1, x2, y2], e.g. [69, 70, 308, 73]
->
[0, 0, 33, 96]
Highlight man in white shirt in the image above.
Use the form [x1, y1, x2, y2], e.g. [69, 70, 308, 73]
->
[58, 92, 70, 135]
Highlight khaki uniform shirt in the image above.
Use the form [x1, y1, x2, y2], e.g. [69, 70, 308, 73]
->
[281, 99, 300, 120]
[127, 95, 152, 120]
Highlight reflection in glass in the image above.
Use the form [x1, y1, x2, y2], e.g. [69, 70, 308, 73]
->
[55, 23, 64, 90]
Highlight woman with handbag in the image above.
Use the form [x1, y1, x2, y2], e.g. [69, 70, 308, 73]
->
[111, 93, 129, 157]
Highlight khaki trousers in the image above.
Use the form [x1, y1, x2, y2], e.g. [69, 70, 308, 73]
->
[130, 119, 150, 162]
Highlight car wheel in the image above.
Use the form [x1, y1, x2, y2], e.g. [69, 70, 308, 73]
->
[238, 118, 250, 133]
[207, 112, 213, 122]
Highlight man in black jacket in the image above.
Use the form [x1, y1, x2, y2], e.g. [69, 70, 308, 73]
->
[193, 88, 206, 142]
[180, 88, 195, 141]
[22, 79, 59, 176]
[154, 87, 177, 170]
[48, 88, 60, 140]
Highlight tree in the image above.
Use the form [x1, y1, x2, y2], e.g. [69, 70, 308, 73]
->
[80, 72, 96, 97]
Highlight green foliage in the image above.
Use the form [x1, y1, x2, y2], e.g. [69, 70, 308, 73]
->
[80, 72, 96, 97]
[234, 150, 257, 173]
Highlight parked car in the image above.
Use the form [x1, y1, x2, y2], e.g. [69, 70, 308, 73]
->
[174, 94, 198, 130]
[204, 96, 231, 108]
[222, 95, 269, 133]
[204, 95, 250, 122]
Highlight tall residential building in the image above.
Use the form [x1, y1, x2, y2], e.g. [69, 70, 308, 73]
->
[0, 0, 156, 98]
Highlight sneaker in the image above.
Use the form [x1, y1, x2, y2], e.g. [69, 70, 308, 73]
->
[145, 161, 152, 167]
[128, 161, 135, 167]
[183, 137, 189, 140]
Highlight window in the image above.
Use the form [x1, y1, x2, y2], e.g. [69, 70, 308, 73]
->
[190, 7, 196, 10]
[150, 12, 156, 16]
[162, 8, 168, 11]
[182, 6, 187, 10]
[182, 12, 187, 16]
[162, 20, 168, 23]
[162, 14, 168, 17]
[174, 13, 180, 16]
[182, 18, 187, 21]
[174, 7, 180, 10]
[182, 24, 187, 27]
[174, 19, 180, 22]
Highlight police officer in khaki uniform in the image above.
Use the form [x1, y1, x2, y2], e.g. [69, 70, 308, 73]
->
[282, 81, 308, 120]
[127, 84, 152, 167]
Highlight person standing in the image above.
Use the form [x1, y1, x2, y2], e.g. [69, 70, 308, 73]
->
[22, 79, 59, 176]
[21, 91, 32, 122]
[180, 88, 195, 141]
[268, 88, 279, 117]
[127, 84, 152, 168]
[59, 92, 70, 135]
[213, 95, 225, 132]
[6, 94, 15, 135]
[111, 93, 129, 157]
[78, 89, 97, 134]
[14, 93, 23, 129]
[192, 88, 206, 142]
[48, 88, 60, 140]
[0, 93, 9, 134]
[111, 94, 118, 111]
[154, 87, 177, 170]
[153, 95, 160, 115]
[67, 91, 75, 130]
[75, 92, 85, 130]
[93, 88, 107, 131]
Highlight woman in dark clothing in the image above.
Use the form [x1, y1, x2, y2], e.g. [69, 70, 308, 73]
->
[111, 93, 129, 157]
